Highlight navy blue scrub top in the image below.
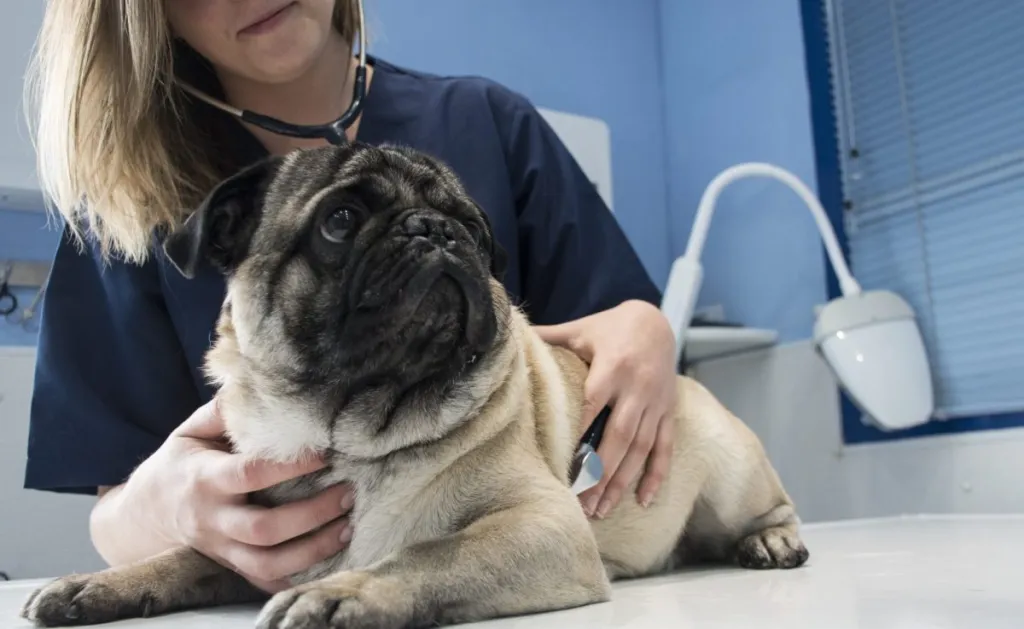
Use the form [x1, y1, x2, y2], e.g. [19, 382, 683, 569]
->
[24, 56, 661, 495]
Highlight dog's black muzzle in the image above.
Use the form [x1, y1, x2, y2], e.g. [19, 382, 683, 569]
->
[351, 210, 498, 351]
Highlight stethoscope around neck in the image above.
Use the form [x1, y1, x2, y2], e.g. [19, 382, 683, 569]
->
[174, 0, 368, 146]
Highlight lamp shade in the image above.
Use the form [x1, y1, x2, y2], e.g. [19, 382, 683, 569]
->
[813, 290, 934, 431]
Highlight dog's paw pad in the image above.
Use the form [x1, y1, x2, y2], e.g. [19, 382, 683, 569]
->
[256, 579, 405, 629]
[735, 526, 810, 570]
[19, 575, 134, 627]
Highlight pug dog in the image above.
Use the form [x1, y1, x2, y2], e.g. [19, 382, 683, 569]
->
[21, 143, 808, 629]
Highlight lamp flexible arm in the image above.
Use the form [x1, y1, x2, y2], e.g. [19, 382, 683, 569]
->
[661, 162, 862, 366]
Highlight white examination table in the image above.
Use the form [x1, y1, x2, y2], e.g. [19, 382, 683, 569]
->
[2, 515, 1021, 628]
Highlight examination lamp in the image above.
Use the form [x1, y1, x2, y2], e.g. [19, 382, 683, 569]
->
[661, 163, 935, 432]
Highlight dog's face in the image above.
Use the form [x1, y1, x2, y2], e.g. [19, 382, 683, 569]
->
[163, 143, 512, 457]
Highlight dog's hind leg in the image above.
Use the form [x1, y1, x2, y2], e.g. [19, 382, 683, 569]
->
[21, 547, 265, 626]
[589, 462, 707, 581]
[679, 480, 809, 571]
[665, 377, 809, 571]
[681, 422, 809, 569]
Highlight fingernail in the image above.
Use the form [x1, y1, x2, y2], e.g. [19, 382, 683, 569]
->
[339, 523, 353, 544]
[596, 498, 613, 519]
[583, 495, 599, 517]
[640, 493, 653, 508]
[341, 490, 355, 511]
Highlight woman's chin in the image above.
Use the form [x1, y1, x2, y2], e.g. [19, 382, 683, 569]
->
[237, 27, 330, 83]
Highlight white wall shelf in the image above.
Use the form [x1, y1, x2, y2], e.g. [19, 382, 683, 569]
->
[0, 188, 46, 214]
[684, 327, 779, 364]
[2, 260, 50, 289]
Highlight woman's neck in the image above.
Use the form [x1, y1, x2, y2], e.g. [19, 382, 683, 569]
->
[217, 32, 368, 155]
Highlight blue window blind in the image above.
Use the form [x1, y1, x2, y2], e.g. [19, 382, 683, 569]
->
[822, 0, 1024, 420]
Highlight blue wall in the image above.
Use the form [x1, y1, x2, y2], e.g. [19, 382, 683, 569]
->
[1, 0, 829, 347]
[659, 0, 825, 342]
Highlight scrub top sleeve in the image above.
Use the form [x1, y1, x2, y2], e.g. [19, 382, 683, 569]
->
[492, 87, 662, 325]
[23, 228, 201, 495]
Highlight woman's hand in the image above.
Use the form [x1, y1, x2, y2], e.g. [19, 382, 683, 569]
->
[101, 400, 354, 593]
[534, 300, 678, 519]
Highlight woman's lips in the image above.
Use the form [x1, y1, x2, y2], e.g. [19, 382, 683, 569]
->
[240, 2, 298, 36]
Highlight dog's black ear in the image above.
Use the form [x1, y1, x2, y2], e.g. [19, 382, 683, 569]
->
[472, 203, 508, 282]
[489, 239, 508, 282]
[163, 157, 279, 278]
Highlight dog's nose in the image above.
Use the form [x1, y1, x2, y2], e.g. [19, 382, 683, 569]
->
[403, 214, 457, 249]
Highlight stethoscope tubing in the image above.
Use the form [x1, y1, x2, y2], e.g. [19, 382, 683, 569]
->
[174, 0, 368, 147]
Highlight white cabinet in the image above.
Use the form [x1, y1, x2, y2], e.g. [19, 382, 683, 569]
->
[537, 108, 614, 214]
[0, 3, 46, 213]
[0, 348, 104, 579]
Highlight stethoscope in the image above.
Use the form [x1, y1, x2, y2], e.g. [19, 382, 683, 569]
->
[0, 261, 47, 332]
[172, 0, 611, 496]
[0, 262, 16, 317]
[175, 0, 368, 146]
[569, 407, 611, 495]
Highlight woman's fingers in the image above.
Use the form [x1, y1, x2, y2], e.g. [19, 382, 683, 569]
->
[581, 397, 643, 517]
[593, 405, 659, 518]
[200, 452, 327, 496]
[637, 412, 675, 507]
[218, 516, 352, 586]
[172, 399, 225, 440]
[215, 483, 354, 547]
[533, 320, 594, 363]
[578, 361, 616, 439]
[577, 357, 642, 517]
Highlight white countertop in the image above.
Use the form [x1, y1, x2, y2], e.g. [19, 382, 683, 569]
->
[3, 514, 1022, 628]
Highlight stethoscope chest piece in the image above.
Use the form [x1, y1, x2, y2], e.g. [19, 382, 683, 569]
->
[569, 443, 604, 495]
[568, 406, 611, 495]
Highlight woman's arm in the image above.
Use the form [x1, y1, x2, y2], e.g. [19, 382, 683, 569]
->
[89, 484, 168, 566]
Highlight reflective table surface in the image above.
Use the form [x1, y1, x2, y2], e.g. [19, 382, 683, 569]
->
[3, 515, 1022, 628]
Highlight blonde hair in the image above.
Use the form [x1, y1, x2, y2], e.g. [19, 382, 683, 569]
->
[25, 0, 361, 264]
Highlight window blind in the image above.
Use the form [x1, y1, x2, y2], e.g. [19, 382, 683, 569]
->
[823, 0, 1024, 419]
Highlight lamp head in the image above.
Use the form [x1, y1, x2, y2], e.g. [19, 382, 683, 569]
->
[813, 290, 934, 431]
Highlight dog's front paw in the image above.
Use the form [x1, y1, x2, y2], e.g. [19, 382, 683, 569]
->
[256, 572, 411, 629]
[735, 525, 810, 569]
[20, 573, 152, 627]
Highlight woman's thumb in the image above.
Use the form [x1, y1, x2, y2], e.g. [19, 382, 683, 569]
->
[535, 321, 596, 365]
[534, 320, 578, 346]
[173, 398, 227, 441]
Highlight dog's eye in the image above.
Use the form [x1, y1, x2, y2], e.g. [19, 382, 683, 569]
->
[321, 207, 360, 243]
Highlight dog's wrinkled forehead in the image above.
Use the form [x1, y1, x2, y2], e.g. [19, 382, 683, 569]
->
[257, 144, 477, 240]
[160, 141, 507, 283]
